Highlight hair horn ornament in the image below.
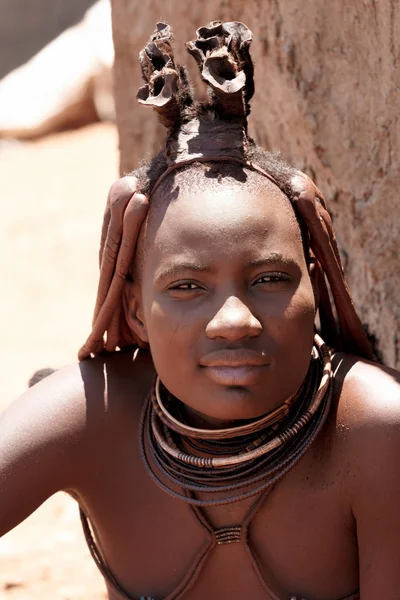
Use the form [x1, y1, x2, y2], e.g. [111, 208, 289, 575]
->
[186, 21, 254, 119]
[137, 22, 194, 128]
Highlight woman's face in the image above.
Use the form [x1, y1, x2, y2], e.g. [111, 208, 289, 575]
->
[130, 177, 316, 423]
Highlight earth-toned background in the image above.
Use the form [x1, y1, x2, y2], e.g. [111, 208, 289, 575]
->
[0, 123, 114, 598]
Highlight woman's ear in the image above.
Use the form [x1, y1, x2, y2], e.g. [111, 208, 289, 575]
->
[122, 280, 149, 344]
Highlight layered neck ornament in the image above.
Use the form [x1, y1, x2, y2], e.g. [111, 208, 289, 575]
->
[139, 334, 333, 506]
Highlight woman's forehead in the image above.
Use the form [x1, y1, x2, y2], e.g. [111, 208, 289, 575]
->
[144, 184, 305, 268]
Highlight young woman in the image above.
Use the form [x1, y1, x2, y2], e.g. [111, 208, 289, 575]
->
[1, 21, 400, 600]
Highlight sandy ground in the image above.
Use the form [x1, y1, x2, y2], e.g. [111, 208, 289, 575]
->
[0, 123, 121, 598]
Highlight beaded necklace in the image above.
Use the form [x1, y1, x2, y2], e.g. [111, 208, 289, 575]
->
[139, 334, 333, 506]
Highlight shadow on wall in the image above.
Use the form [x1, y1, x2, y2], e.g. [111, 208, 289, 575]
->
[0, 0, 97, 79]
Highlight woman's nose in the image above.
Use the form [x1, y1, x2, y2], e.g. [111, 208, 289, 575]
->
[205, 296, 262, 340]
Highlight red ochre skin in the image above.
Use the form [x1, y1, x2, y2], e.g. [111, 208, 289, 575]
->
[1, 178, 400, 600]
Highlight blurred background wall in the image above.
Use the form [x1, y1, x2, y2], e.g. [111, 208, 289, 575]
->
[111, 0, 400, 368]
[0, 0, 97, 78]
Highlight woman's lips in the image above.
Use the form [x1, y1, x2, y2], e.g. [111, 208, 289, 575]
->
[202, 364, 268, 386]
[199, 350, 269, 386]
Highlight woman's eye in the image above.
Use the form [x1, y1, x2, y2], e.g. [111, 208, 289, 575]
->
[254, 273, 289, 285]
[169, 282, 201, 291]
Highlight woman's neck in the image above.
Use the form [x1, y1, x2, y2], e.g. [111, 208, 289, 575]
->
[177, 401, 262, 431]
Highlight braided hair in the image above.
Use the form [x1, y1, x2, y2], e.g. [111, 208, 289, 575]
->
[79, 21, 375, 362]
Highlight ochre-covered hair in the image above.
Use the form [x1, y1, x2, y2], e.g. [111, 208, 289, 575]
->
[79, 21, 375, 362]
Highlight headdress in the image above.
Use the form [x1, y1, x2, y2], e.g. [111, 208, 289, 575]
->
[79, 21, 375, 362]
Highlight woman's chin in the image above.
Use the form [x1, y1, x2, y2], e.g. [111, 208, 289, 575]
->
[180, 385, 284, 427]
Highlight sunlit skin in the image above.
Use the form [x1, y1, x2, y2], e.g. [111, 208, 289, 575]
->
[127, 177, 316, 425]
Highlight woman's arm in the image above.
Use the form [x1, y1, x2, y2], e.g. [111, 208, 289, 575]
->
[345, 361, 400, 598]
[0, 363, 91, 537]
[354, 416, 400, 598]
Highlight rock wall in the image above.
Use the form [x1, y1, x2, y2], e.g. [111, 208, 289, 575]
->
[111, 0, 400, 368]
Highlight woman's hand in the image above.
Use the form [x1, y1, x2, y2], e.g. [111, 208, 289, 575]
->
[78, 176, 149, 360]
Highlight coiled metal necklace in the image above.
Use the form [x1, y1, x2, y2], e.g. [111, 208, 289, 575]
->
[139, 333, 333, 506]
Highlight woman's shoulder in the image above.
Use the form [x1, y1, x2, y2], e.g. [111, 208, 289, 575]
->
[0, 348, 154, 476]
[0, 349, 155, 538]
[329, 354, 400, 554]
[329, 353, 400, 497]
[332, 352, 400, 427]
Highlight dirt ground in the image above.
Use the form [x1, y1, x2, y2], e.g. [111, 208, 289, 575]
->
[0, 123, 121, 598]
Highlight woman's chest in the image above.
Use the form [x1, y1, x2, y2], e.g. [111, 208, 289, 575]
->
[79, 446, 358, 600]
